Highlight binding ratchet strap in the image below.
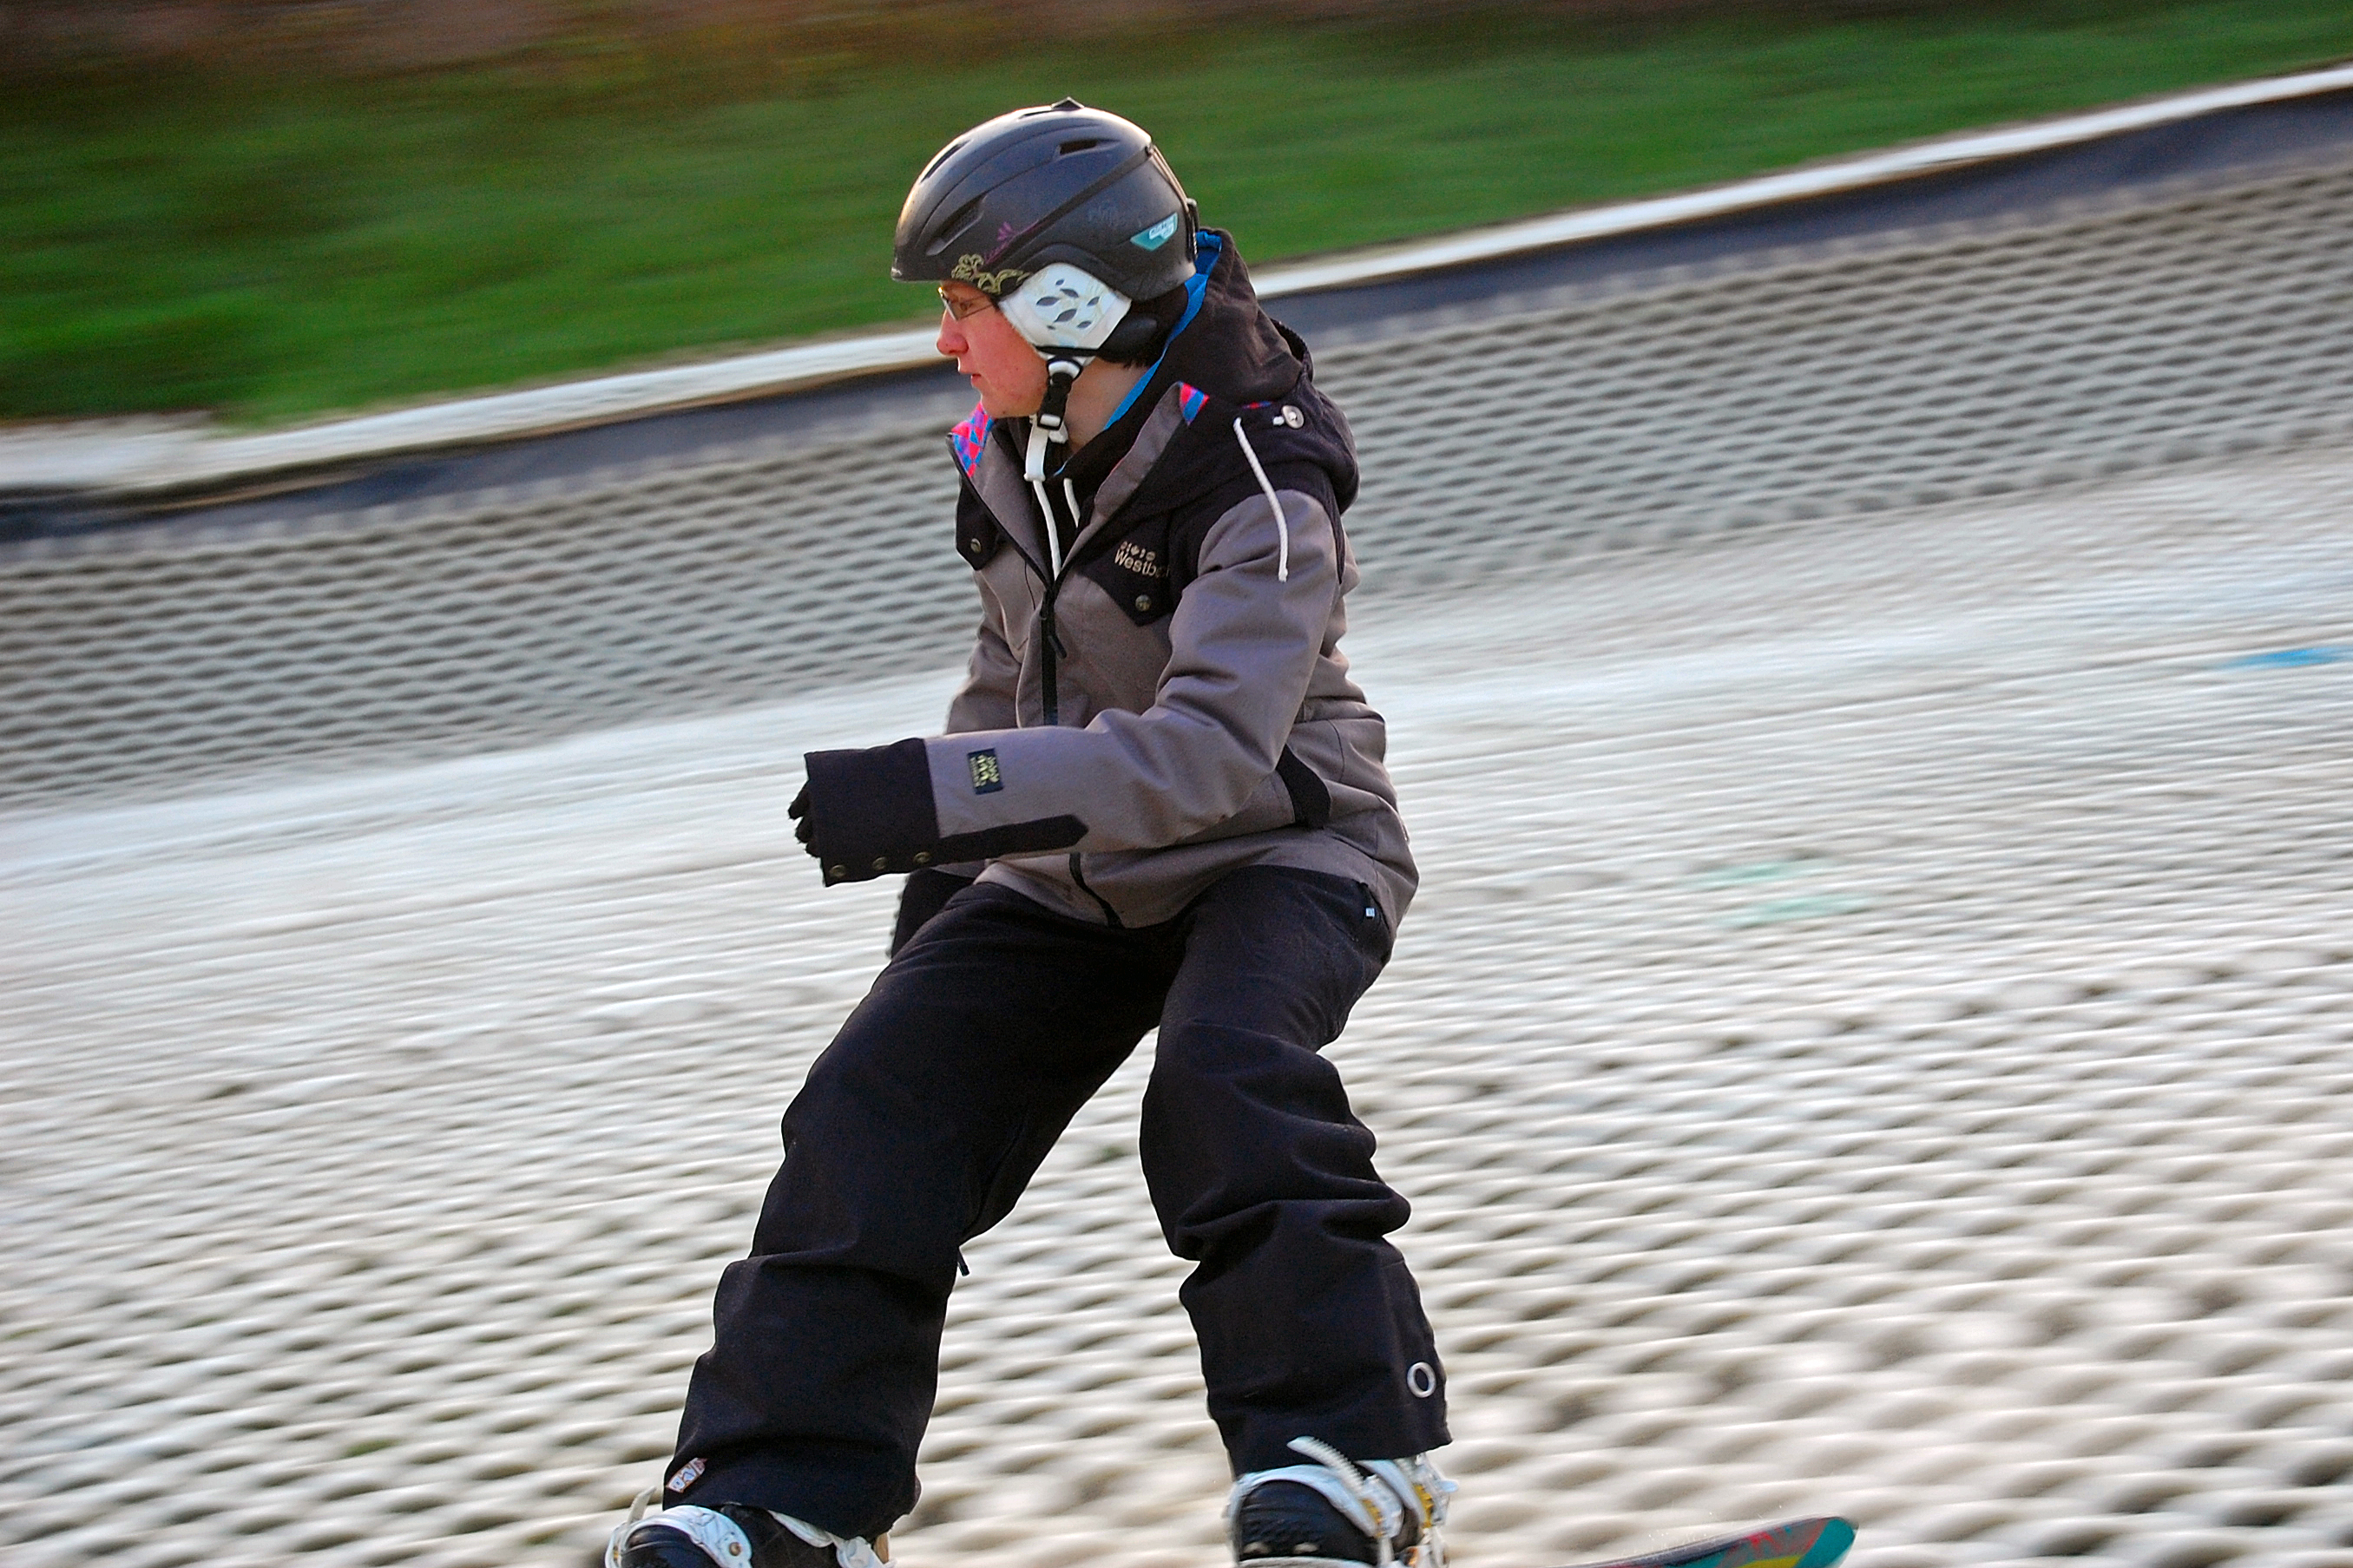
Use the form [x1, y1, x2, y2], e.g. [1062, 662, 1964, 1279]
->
[1226, 1440, 1456, 1568]
[1229, 1438, 1406, 1568]
[606, 1492, 752, 1568]
[605, 1486, 891, 1568]
[1368, 1453, 1454, 1568]
[607, 1485, 665, 1568]
[775, 1510, 891, 1568]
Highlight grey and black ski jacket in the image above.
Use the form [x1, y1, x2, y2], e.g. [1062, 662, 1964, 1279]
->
[798, 233, 1416, 930]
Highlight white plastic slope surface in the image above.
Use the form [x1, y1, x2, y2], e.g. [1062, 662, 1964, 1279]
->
[6, 443, 2353, 1568]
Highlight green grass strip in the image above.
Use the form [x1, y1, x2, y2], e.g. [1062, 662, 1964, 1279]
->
[4, 0, 2350, 424]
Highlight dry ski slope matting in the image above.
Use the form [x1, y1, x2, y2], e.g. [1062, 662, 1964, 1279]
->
[8, 147, 2353, 1568]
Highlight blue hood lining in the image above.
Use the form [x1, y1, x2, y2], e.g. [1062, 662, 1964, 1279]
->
[1100, 232, 1222, 431]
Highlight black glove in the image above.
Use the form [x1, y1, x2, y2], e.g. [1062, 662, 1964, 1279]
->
[789, 782, 816, 854]
[794, 738, 939, 885]
[795, 738, 1085, 888]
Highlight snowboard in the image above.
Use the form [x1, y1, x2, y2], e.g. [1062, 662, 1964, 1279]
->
[1550, 1514, 1855, 1568]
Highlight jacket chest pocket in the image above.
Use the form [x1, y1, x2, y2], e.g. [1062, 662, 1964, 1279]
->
[1078, 513, 1178, 627]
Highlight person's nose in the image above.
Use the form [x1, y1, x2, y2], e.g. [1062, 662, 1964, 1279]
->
[937, 310, 966, 358]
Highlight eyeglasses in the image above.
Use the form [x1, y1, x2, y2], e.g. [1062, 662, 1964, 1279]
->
[938, 287, 998, 322]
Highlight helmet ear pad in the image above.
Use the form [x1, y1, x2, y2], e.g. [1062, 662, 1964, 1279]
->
[1093, 278, 1193, 366]
[998, 262, 1133, 354]
[1094, 309, 1166, 365]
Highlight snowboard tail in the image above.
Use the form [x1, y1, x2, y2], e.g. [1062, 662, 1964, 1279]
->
[1552, 1515, 1855, 1568]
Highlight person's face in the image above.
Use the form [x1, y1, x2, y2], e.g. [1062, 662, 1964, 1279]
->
[937, 283, 1047, 419]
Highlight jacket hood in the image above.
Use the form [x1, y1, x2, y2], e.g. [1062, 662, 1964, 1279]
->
[1065, 231, 1358, 518]
[1153, 231, 1305, 407]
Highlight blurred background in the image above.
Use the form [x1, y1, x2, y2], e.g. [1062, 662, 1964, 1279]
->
[6, 0, 2352, 420]
[8, 5, 2353, 1568]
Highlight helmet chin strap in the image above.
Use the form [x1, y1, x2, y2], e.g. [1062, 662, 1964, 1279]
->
[1023, 352, 1091, 580]
[1000, 261, 1133, 492]
[1023, 353, 1088, 484]
[997, 262, 1135, 577]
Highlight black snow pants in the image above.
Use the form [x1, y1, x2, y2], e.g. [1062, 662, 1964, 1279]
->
[667, 865, 1449, 1539]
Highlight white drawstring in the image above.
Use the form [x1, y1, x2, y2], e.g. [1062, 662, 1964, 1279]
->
[1232, 417, 1290, 581]
[1022, 445, 1087, 581]
[1029, 477, 1064, 579]
[1022, 478, 1085, 580]
[1023, 418, 1053, 483]
[1030, 410, 1285, 586]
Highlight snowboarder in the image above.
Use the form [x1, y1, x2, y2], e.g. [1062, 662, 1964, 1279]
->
[612, 99, 1451, 1568]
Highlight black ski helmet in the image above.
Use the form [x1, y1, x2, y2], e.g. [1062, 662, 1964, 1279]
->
[901, 100, 1200, 479]
[894, 98, 1198, 355]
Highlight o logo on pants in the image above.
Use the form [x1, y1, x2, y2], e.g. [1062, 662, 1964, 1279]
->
[1407, 1361, 1437, 1398]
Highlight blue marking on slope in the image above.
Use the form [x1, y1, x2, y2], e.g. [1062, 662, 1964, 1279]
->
[2224, 646, 2349, 668]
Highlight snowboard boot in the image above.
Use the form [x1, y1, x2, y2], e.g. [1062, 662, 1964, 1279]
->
[1227, 1439, 1454, 1568]
[608, 1486, 889, 1568]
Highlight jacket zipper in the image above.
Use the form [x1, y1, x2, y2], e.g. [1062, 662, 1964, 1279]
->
[1037, 482, 1114, 921]
[1038, 583, 1066, 727]
[970, 439, 1121, 926]
[962, 476, 1062, 724]
[1035, 477, 1081, 727]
